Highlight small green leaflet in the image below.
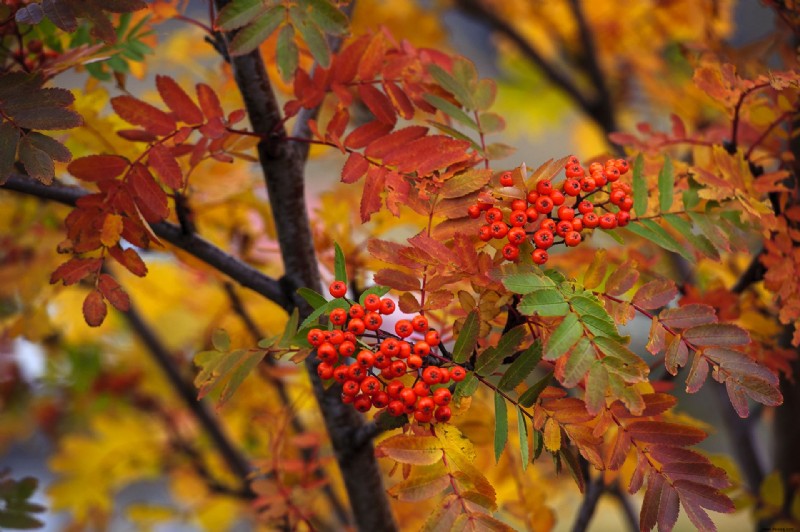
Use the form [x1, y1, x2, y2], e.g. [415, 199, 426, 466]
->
[333, 242, 347, 284]
[517, 407, 529, 470]
[426, 63, 475, 110]
[632, 153, 647, 216]
[519, 289, 569, 316]
[454, 373, 479, 399]
[423, 94, 478, 130]
[658, 156, 674, 212]
[494, 392, 508, 462]
[497, 340, 542, 391]
[663, 214, 719, 260]
[519, 372, 552, 407]
[299, 298, 349, 331]
[194, 347, 267, 408]
[297, 287, 327, 309]
[229, 6, 285, 56]
[625, 219, 694, 262]
[570, 295, 626, 341]
[501, 271, 555, 294]
[278, 308, 299, 348]
[276, 24, 298, 82]
[474, 325, 527, 376]
[453, 310, 479, 363]
[544, 313, 581, 361]
[212, 329, 230, 351]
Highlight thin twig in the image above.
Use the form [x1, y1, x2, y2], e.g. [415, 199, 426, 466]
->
[571, 474, 605, 532]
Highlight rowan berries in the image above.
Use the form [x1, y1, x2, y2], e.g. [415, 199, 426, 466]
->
[502, 244, 520, 261]
[509, 210, 528, 227]
[379, 298, 396, 315]
[478, 225, 492, 241]
[535, 196, 554, 214]
[339, 341, 356, 357]
[364, 312, 382, 330]
[490, 222, 508, 239]
[342, 380, 360, 396]
[363, 294, 381, 311]
[372, 392, 389, 409]
[317, 343, 337, 363]
[532, 248, 549, 265]
[354, 395, 372, 412]
[485, 207, 503, 223]
[317, 362, 334, 379]
[557, 205, 575, 221]
[307, 329, 324, 346]
[536, 180, 553, 195]
[329, 281, 347, 298]
[563, 179, 581, 196]
[450, 366, 467, 381]
[413, 381, 431, 397]
[357, 350, 375, 367]
[408, 354, 424, 369]
[511, 199, 527, 212]
[422, 366, 442, 385]
[330, 308, 347, 326]
[533, 229, 554, 249]
[435, 406, 452, 423]
[578, 200, 594, 215]
[507, 227, 527, 245]
[467, 204, 481, 219]
[416, 397, 435, 414]
[583, 212, 600, 228]
[349, 304, 365, 319]
[565, 231, 582, 246]
[425, 330, 440, 346]
[616, 211, 631, 226]
[387, 401, 405, 416]
[599, 213, 618, 229]
[550, 190, 565, 206]
[412, 315, 429, 332]
[433, 388, 452, 406]
[395, 320, 413, 338]
[347, 318, 365, 335]
[360, 376, 381, 395]
[499, 171, 514, 186]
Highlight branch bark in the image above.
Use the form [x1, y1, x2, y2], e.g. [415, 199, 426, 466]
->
[211, 3, 398, 529]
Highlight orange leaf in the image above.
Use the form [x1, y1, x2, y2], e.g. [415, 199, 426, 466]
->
[659, 304, 718, 329]
[148, 144, 183, 189]
[112, 95, 176, 137]
[632, 278, 678, 309]
[128, 164, 169, 222]
[543, 418, 561, 452]
[395, 135, 471, 176]
[364, 126, 428, 160]
[626, 421, 706, 446]
[341, 152, 369, 184]
[108, 246, 148, 277]
[100, 213, 124, 247]
[156, 75, 203, 125]
[358, 84, 397, 125]
[83, 289, 108, 327]
[374, 268, 420, 291]
[68, 155, 129, 182]
[383, 80, 414, 120]
[344, 120, 393, 150]
[50, 257, 102, 285]
[361, 165, 386, 222]
[97, 273, 130, 311]
[683, 324, 750, 346]
[196, 83, 224, 121]
[376, 434, 443, 465]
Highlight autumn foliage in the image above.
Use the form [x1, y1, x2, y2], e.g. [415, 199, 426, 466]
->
[2, 0, 800, 531]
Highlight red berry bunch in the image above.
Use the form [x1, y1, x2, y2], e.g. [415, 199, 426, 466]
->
[468, 157, 632, 265]
[307, 282, 468, 424]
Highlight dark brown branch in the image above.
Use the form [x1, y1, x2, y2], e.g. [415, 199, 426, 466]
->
[123, 301, 254, 495]
[571, 474, 605, 532]
[608, 483, 639, 532]
[211, 1, 398, 529]
[1, 174, 289, 309]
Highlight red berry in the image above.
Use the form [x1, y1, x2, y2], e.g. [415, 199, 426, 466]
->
[490, 222, 509, 239]
[354, 394, 372, 412]
[417, 397, 435, 414]
[532, 248, 549, 265]
[379, 298, 396, 315]
[580, 177, 596, 193]
[372, 391, 390, 409]
[413, 340, 431, 356]
[317, 342, 337, 363]
[339, 341, 356, 357]
[364, 312, 383, 331]
[414, 410, 433, 423]
[599, 213, 617, 229]
[556, 220, 573, 237]
[408, 355, 424, 369]
[349, 304, 365, 319]
[361, 376, 381, 395]
[525, 207, 540, 223]
[509, 210, 528, 227]
[413, 381, 431, 397]
[541, 219, 556, 233]
[400, 388, 417, 406]
[364, 294, 381, 311]
[348, 364, 367, 381]
[571, 218, 583, 232]
[329, 281, 347, 298]
[450, 366, 467, 382]
[380, 338, 401, 357]
[507, 227, 527, 245]
[387, 400, 405, 416]
[535, 196, 554, 214]
[557, 205, 574, 221]
[583, 212, 600, 228]
[536, 180, 553, 195]
[614, 159, 630, 175]
[438, 367, 450, 383]
[391, 360, 407, 377]
[578, 200, 594, 215]
[502, 243, 520, 261]
[342, 380, 360, 396]
[563, 179, 581, 196]
[565, 164, 584, 178]
[620, 197, 634, 211]
[425, 330, 440, 346]
[565, 231, 582, 246]
[373, 352, 390, 368]
[610, 189, 626, 205]
[533, 229, 554, 249]
[399, 342, 411, 359]
[511, 199, 527, 212]
[567, 155, 580, 165]
[412, 315, 429, 333]
[357, 350, 375, 367]
[317, 362, 334, 379]
[330, 308, 347, 326]
[550, 190, 565, 206]
[422, 366, 442, 385]
[499, 171, 514, 186]
[387, 380, 404, 397]
[433, 387, 452, 405]
[485, 207, 503, 223]
[328, 330, 344, 344]
[478, 225, 492, 242]
[435, 406, 452, 423]
[347, 318, 365, 335]
[333, 365, 349, 383]
[307, 328, 324, 346]
[616, 211, 631, 226]
[526, 191, 539, 204]
[396, 320, 413, 337]
[467, 204, 481, 219]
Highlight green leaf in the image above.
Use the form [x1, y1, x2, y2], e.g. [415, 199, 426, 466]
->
[423, 93, 478, 130]
[306, 0, 349, 35]
[570, 296, 626, 341]
[299, 298, 349, 331]
[454, 373, 479, 399]
[358, 284, 390, 305]
[474, 325, 527, 376]
[658, 156, 674, 212]
[276, 23, 298, 82]
[519, 372, 552, 407]
[426, 63, 474, 109]
[594, 336, 649, 383]
[494, 392, 508, 462]
[519, 289, 568, 317]
[544, 313, 581, 361]
[497, 340, 542, 391]
[625, 219, 693, 262]
[194, 347, 267, 407]
[533, 428, 544, 460]
[333, 242, 347, 284]
[216, 0, 263, 30]
[473, 79, 497, 111]
[585, 362, 609, 414]
[212, 329, 230, 351]
[517, 407, 529, 470]
[0, 512, 44, 529]
[290, 6, 330, 67]
[278, 308, 299, 348]
[632, 152, 647, 216]
[501, 271, 555, 294]
[478, 111, 504, 134]
[229, 6, 285, 56]
[453, 310, 479, 363]
[663, 214, 720, 260]
[597, 227, 625, 244]
[297, 287, 327, 309]
[562, 337, 594, 387]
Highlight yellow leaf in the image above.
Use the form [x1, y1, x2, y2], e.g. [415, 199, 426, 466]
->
[760, 471, 785, 509]
[543, 418, 561, 452]
[376, 434, 443, 465]
[388, 465, 450, 502]
[100, 213, 124, 247]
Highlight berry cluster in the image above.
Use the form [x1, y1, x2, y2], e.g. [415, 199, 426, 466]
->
[307, 281, 467, 424]
[468, 156, 632, 265]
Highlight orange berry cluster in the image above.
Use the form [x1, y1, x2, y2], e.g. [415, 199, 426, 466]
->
[307, 281, 466, 424]
[468, 156, 632, 265]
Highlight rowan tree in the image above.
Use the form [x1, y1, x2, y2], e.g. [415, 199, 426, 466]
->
[1, 1, 799, 531]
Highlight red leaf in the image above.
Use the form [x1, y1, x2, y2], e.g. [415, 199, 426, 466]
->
[111, 95, 176, 136]
[196, 83, 224, 121]
[365, 126, 428, 160]
[68, 155, 129, 182]
[117, 129, 158, 142]
[662, 463, 730, 489]
[408, 231, 451, 265]
[674, 480, 735, 513]
[640, 393, 677, 417]
[374, 268, 421, 291]
[50, 257, 103, 285]
[605, 260, 640, 296]
[361, 166, 386, 222]
[358, 84, 397, 125]
[97, 273, 130, 311]
[659, 304, 718, 329]
[395, 135, 471, 176]
[128, 164, 169, 222]
[332, 35, 370, 85]
[665, 335, 689, 375]
[148, 144, 183, 189]
[626, 421, 706, 446]
[685, 354, 709, 393]
[344, 120, 393, 150]
[109, 245, 148, 277]
[341, 152, 369, 184]
[156, 75, 203, 125]
[383, 80, 414, 120]
[83, 289, 108, 327]
[683, 324, 750, 346]
[703, 347, 779, 385]
[632, 278, 678, 309]
[357, 33, 388, 81]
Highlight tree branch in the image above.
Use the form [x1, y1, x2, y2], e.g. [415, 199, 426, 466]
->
[571, 474, 605, 532]
[608, 483, 639, 532]
[211, 1, 398, 529]
[1, 174, 289, 309]
[122, 301, 254, 494]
